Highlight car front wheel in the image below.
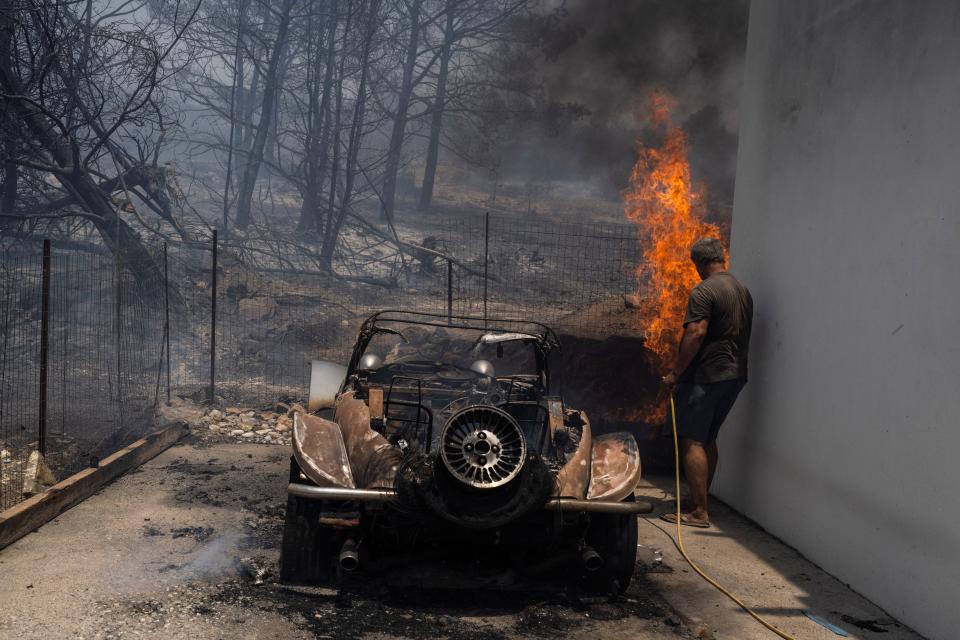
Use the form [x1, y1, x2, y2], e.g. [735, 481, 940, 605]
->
[583, 493, 639, 595]
[280, 458, 340, 584]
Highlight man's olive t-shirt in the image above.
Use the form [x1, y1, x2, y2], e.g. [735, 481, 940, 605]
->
[680, 272, 753, 384]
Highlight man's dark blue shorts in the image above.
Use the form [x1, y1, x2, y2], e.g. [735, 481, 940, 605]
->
[673, 379, 745, 444]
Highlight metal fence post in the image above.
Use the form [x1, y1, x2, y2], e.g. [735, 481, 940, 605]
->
[38, 239, 50, 456]
[115, 249, 123, 423]
[483, 211, 489, 325]
[447, 259, 453, 325]
[209, 230, 218, 405]
[164, 242, 171, 405]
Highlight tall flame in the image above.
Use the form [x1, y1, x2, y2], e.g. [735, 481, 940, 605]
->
[624, 91, 723, 422]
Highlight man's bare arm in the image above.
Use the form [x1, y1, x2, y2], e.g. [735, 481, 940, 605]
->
[663, 319, 709, 386]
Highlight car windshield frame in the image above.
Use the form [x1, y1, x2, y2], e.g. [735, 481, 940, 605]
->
[345, 310, 561, 387]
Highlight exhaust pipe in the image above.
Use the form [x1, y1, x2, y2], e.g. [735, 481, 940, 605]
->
[339, 538, 360, 572]
[580, 545, 603, 572]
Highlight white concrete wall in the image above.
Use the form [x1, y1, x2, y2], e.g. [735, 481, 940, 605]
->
[716, 2, 960, 638]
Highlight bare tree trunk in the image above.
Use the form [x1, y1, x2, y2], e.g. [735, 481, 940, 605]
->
[379, 0, 422, 224]
[296, 0, 321, 231]
[0, 8, 15, 214]
[320, 0, 379, 268]
[234, 55, 245, 150]
[222, 0, 247, 235]
[265, 46, 291, 171]
[235, 0, 297, 228]
[419, 0, 455, 212]
[241, 71, 257, 153]
[321, 2, 352, 253]
[297, 0, 339, 232]
[0, 147, 15, 213]
[237, 55, 253, 166]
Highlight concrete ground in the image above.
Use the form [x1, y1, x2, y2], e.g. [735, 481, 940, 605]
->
[0, 436, 925, 640]
[635, 477, 926, 640]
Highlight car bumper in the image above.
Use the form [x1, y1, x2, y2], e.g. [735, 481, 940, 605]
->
[287, 483, 653, 514]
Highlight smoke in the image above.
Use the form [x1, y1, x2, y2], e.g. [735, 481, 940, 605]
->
[507, 0, 748, 216]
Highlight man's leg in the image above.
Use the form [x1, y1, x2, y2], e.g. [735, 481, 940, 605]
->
[703, 380, 744, 491]
[706, 440, 719, 491]
[680, 437, 710, 523]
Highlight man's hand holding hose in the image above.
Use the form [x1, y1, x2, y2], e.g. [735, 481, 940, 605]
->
[662, 318, 709, 389]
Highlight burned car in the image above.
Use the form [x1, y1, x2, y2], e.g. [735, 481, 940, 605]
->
[281, 310, 651, 593]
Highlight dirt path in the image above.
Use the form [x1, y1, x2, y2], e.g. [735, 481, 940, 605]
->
[0, 439, 691, 640]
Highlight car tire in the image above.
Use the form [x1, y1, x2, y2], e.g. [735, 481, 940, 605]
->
[583, 494, 639, 595]
[280, 458, 338, 584]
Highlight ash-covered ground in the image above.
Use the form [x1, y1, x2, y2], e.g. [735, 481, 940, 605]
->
[0, 426, 694, 640]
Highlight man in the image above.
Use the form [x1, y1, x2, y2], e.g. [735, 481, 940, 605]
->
[661, 237, 753, 528]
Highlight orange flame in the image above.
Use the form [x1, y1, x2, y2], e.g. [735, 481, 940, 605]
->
[624, 91, 723, 422]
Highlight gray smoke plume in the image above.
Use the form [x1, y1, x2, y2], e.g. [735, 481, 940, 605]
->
[510, 0, 749, 218]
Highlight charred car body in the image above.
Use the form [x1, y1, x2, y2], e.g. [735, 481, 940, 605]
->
[281, 311, 651, 593]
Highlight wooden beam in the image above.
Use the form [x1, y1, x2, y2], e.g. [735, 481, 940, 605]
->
[0, 421, 190, 550]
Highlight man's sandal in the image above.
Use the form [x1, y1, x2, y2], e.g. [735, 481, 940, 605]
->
[660, 512, 711, 528]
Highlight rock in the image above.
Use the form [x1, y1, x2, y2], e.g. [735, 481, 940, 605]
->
[217, 421, 232, 428]
[623, 293, 642, 309]
[22, 451, 56, 496]
[254, 429, 271, 436]
[208, 409, 222, 420]
[208, 426, 221, 433]
[238, 297, 277, 322]
[225, 407, 242, 415]
[230, 429, 245, 436]
[275, 423, 291, 433]
[235, 557, 272, 585]
[340, 319, 349, 327]
[241, 432, 255, 439]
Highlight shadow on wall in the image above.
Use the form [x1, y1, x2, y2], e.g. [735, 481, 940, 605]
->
[552, 333, 674, 472]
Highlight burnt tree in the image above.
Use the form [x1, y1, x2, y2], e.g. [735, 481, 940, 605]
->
[0, 1, 199, 287]
[297, 0, 340, 233]
[379, 0, 423, 224]
[418, 0, 531, 211]
[235, 0, 298, 229]
[418, 0, 455, 211]
[319, 0, 381, 268]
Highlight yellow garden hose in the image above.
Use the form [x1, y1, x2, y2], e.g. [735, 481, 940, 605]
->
[666, 393, 798, 640]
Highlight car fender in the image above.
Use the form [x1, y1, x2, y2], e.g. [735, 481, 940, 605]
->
[586, 432, 641, 502]
[292, 412, 355, 488]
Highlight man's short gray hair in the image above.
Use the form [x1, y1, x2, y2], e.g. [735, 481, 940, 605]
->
[690, 237, 725, 268]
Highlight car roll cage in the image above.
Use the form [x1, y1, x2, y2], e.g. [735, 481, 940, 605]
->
[345, 310, 562, 391]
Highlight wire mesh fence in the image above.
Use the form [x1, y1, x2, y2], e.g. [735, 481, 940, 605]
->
[0, 241, 164, 510]
[440, 212, 642, 335]
[0, 212, 644, 510]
